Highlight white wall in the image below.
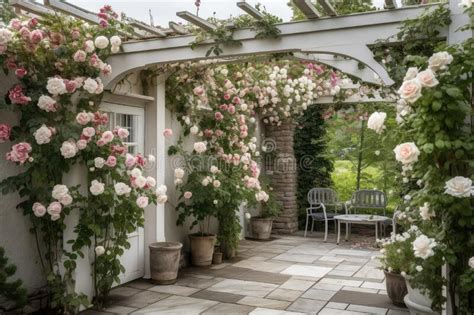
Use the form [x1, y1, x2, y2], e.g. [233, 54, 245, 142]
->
[0, 74, 45, 293]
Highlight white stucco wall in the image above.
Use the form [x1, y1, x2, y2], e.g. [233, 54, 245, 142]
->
[0, 74, 45, 293]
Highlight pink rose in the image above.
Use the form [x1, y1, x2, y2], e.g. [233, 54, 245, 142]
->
[0, 124, 11, 143]
[136, 196, 149, 208]
[100, 130, 114, 143]
[193, 86, 204, 96]
[47, 201, 62, 216]
[6, 142, 32, 164]
[184, 191, 192, 199]
[232, 96, 241, 104]
[214, 112, 224, 121]
[215, 130, 223, 137]
[112, 145, 127, 156]
[204, 129, 213, 138]
[93, 112, 108, 126]
[219, 104, 228, 111]
[398, 79, 422, 104]
[117, 128, 129, 139]
[99, 19, 109, 28]
[76, 112, 91, 125]
[135, 154, 146, 167]
[9, 84, 31, 105]
[64, 80, 78, 93]
[0, 45, 6, 54]
[9, 19, 22, 30]
[416, 69, 439, 88]
[70, 28, 81, 40]
[32, 202, 46, 217]
[125, 154, 136, 168]
[30, 30, 43, 44]
[163, 129, 173, 137]
[394, 142, 420, 165]
[19, 27, 30, 41]
[82, 127, 96, 138]
[105, 156, 117, 167]
[228, 105, 235, 114]
[76, 139, 87, 150]
[223, 93, 231, 100]
[73, 50, 87, 62]
[27, 18, 38, 28]
[15, 67, 27, 78]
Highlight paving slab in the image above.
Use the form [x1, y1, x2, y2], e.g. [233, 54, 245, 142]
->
[266, 288, 302, 302]
[202, 303, 255, 315]
[134, 295, 217, 314]
[148, 284, 200, 296]
[279, 278, 315, 291]
[207, 279, 279, 297]
[280, 265, 332, 278]
[287, 298, 327, 314]
[237, 296, 291, 310]
[191, 289, 245, 303]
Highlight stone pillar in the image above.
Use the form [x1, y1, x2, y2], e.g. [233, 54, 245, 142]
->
[264, 119, 298, 234]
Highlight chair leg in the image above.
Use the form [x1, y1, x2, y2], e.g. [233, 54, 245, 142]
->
[324, 220, 328, 243]
[304, 216, 309, 237]
[311, 219, 315, 233]
[334, 220, 337, 233]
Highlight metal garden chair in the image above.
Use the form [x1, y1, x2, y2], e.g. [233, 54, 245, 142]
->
[349, 189, 392, 235]
[304, 188, 348, 242]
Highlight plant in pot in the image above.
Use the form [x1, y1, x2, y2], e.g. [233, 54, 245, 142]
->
[378, 225, 443, 313]
[249, 179, 282, 240]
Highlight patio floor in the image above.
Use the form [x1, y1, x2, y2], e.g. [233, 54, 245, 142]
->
[82, 232, 409, 315]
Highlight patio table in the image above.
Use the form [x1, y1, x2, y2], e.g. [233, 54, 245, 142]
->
[334, 214, 391, 244]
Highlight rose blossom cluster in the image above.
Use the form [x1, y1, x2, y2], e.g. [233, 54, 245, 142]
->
[97, 5, 120, 29]
[6, 142, 32, 164]
[30, 185, 73, 221]
[367, 111, 387, 134]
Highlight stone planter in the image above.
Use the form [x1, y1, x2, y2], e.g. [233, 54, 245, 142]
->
[189, 234, 215, 266]
[250, 217, 273, 240]
[149, 242, 182, 285]
[384, 270, 407, 307]
[212, 252, 223, 264]
[404, 279, 438, 315]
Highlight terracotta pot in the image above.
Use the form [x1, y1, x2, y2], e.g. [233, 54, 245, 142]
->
[212, 252, 223, 264]
[250, 217, 273, 240]
[384, 270, 407, 307]
[189, 234, 215, 266]
[149, 242, 182, 285]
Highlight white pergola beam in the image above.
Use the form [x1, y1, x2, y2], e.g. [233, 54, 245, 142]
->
[292, 0, 321, 19]
[9, 0, 54, 16]
[384, 0, 398, 9]
[104, 4, 444, 89]
[128, 19, 167, 37]
[318, 0, 337, 16]
[313, 92, 396, 104]
[236, 1, 264, 19]
[169, 22, 190, 35]
[176, 11, 217, 31]
[43, 0, 100, 24]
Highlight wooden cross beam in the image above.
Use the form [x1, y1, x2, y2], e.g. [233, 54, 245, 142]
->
[236, 1, 264, 19]
[8, 0, 54, 16]
[318, 0, 337, 16]
[127, 18, 168, 37]
[292, 0, 321, 19]
[176, 11, 217, 31]
[169, 22, 189, 35]
[384, 0, 398, 9]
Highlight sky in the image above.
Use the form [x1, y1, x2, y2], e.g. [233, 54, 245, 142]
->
[67, 0, 387, 27]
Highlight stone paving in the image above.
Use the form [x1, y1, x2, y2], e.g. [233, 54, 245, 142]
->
[82, 232, 409, 315]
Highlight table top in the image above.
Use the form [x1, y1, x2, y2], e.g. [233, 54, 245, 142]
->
[334, 214, 390, 222]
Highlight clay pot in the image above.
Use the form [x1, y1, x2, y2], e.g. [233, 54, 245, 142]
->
[189, 234, 216, 266]
[384, 270, 407, 307]
[250, 217, 273, 240]
[149, 242, 182, 285]
[212, 252, 223, 264]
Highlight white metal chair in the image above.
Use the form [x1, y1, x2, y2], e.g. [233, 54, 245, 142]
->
[350, 189, 392, 235]
[304, 188, 348, 242]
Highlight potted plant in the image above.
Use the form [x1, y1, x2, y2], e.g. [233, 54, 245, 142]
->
[378, 226, 441, 313]
[249, 183, 281, 240]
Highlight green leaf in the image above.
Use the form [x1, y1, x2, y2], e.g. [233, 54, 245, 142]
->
[431, 101, 442, 111]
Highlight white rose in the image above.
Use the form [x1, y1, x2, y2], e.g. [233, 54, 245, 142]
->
[32, 202, 47, 217]
[89, 180, 105, 196]
[157, 194, 168, 204]
[193, 142, 207, 154]
[213, 180, 221, 188]
[210, 166, 219, 174]
[398, 78, 422, 104]
[110, 35, 122, 47]
[419, 202, 435, 220]
[37, 95, 57, 112]
[256, 190, 269, 202]
[413, 235, 436, 259]
[244, 212, 251, 220]
[111, 45, 120, 54]
[469, 257, 474, 269]
[34, 124, 53, 145]
[403, 67, 418, 81]
[190, 125, 199, 135]
[94, 157, 105, 168]
[416, 69, 438, 88]
[131, 168, 142, 178]
[174, 168, 185, 179]
[136, 196, 149, 208]
[95, 246, 105, 256]
[367, 112, 387, 134]
[156, 185, 167, 196]
[0, 28, 13, 45]
[393, 142, 420, 165]
[83, 78, 99, 94]
[59, 194, 73, 206]
[135, 176, 147, 188]
[94, 36, 109, 49]
[444, 176, 473, 198]
[52, 184, 69, 200]
[428, 51, 453, 71]
[47, 77, 67, 95]
[201, 178, 210, 186]
[146, 176, 156, 188]
[114, 182, 131, 196]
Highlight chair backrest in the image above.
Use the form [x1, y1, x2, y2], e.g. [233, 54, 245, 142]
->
[351, 190, 387, 211]
[307, 188, 338, 206]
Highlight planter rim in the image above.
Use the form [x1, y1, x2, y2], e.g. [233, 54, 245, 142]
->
[149, 242, 183, 250]
[250, 217, 274, 221]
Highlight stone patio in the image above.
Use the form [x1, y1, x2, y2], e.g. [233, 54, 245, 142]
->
[82, 233, 409, 315]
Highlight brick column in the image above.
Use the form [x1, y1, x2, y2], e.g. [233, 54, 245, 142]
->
[264, 119, 298, 234]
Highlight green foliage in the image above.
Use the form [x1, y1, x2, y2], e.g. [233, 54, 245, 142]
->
[0, 247, 27, 310]
[191, 21, 242, 57]
[0, 0, 15, 24]
[294, 106, 333, 223]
